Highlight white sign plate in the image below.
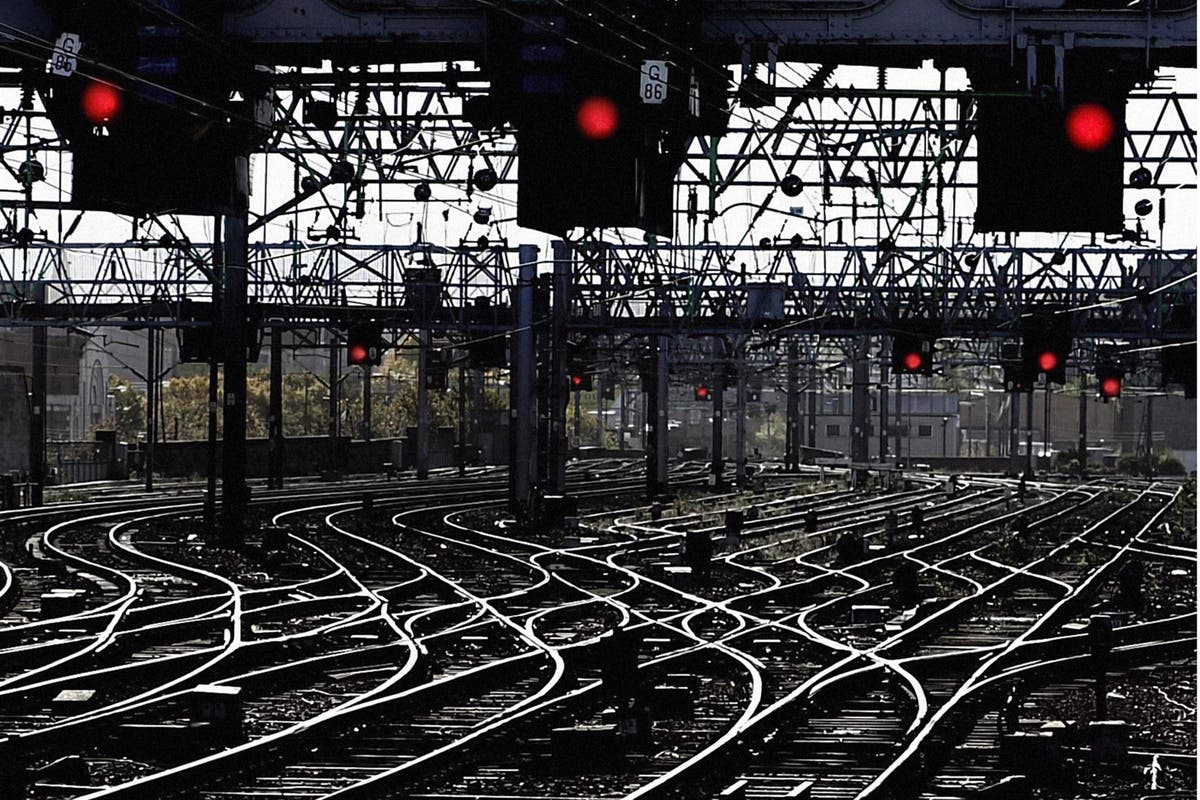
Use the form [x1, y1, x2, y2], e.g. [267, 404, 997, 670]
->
[50, 32, 81, 77]
[640, 60, 668, 105]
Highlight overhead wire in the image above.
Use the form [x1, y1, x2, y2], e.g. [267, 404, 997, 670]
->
[0, 23, 255, 128]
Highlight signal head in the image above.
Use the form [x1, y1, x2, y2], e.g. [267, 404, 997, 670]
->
[81, 81, 122, 125]
[1065, 103, 1115, 152]
[1099, 375, 1122, 398]
[575, 96, 620, 140]
[348, 343, 369, 365]
[902, 352, 924, 372]
[1037, 351, 1059, 373]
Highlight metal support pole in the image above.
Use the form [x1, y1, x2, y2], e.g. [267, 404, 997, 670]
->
[1042, 383, 1051, 458]
[654, 326, 670, 493]
[536, 275, 551, 489]
[618, 379, 627, 452]
[984, 391, 992, 458]
[1025, 388, 1035, 476]
[893, 372, 903, 465]
[1145, 395, 1154, 475]
[1090, 616, 1112, 720]
[879, 341, 890, 464]
[416, 328, 430, 480]
[268, 326, 283, 489]
[785, 340, 800, 471]
[205, 219, 221, 528]
[640, 390, 648, 451]
[807, 349, 817, 449]
[1009, 390, 1021, 475]
[206, 355, 219, 522]
[328, 332, 340, 474]
[221, 155, 250, 541]
[711, 340, 725, 486]
[549, 241, 570, 495]
[595, 373, 605, 449]
[850, 337, 871, 482]
[456, 363, 466, 476]
[509, 245, 538, 516]
[145, 327, 156, 492]
[29, 282, 46, 507]
[735, 338, 747, 484]
[363, 365, 373, 443]
[472, 367, 484, 459]
[1078, 377, 1088, 479]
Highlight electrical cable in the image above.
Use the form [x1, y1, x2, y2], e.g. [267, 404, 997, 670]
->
[0, 24, 258, 129]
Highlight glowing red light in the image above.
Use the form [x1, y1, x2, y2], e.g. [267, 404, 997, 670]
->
[81, 81, 122, 125]
[571, 374, 583, 387]
[1038, 351, 1059, 373]
[575, 96, 620, 140]
[1065, 103, 1115, 152]
[697, 386, 709, 399]
[1100, 376, 1121, 397]
[902, 352, 923, 372]
[348, 344, 369, 364]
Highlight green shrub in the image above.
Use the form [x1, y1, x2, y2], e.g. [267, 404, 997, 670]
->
[1157, 453, 1187, 476]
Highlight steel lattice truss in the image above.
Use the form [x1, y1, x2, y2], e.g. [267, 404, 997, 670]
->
[1, 240, 1193, 340]
[0, 63, 1196, 349]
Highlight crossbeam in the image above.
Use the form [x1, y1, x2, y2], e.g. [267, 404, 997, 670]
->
[2, 1, 1195, 70]
[1, 241, 1192, 342]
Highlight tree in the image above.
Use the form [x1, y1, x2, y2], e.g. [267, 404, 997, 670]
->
[143, 350, 511, 443]
[107, 376, 146, 442]
[160, 374, 213, 440]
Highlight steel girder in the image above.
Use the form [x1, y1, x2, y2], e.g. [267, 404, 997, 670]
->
[4, 1, 1193, 64]
[559, 240, 1195, 341]
[0, 240, 1192, 342]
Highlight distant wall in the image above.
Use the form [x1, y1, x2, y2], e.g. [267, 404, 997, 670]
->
[0, 369, 29, 473]
[149, 436, 396, 478]
[902, 456, 1024, 474]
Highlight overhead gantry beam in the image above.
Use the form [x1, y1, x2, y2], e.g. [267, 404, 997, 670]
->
[205, 1, 1200, 65]
[1, 241, 1193, 341]
[2, 1, 1194, 69]
[703, 0, 1196, 58]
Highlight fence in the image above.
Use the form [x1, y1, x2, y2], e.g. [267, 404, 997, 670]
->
[49, 440, 118, 485]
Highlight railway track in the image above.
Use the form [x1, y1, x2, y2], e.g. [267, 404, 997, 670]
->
[0, 466, 1191, 800]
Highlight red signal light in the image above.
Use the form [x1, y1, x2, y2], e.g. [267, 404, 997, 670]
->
[1037, 351, 1059, 373]
[348, 344, 369, 365]
[81, 81, 122, 125]
[1099, 376, 1122, 398]
[696, 385, 709, 400]
[1065, 103, 1115, 152]
[575, 96, 619, 140]
[902, 352, 924, 372]
[571, 374, 583, 387]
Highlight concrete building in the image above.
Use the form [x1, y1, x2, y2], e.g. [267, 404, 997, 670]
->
[0, 368, 31, 472]
[0, 327, 87, 441]
[658, 386, 962, 462]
